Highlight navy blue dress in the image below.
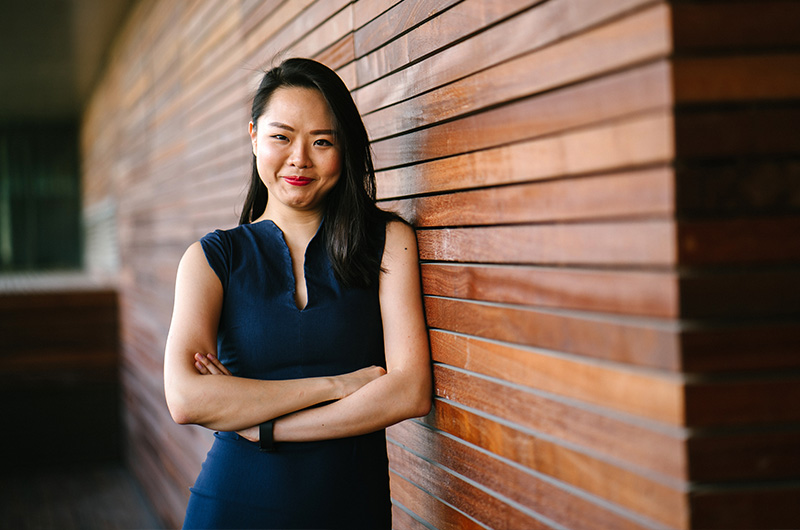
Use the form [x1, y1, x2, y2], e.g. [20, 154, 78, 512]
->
[183, 219, 391, 530]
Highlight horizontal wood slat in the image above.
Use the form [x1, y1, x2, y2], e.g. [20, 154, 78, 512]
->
[421, 263, 679, 318]
[354, 0, 461, 58]
[371, 61, 673, 169]
[387, 440, 556, 530]
[419, 399, 689, 529]
[432, 364, 688, 480]
[688, 429, 800, 482]
[680, 322, 800, 372]
[675, 107, 800, 158]
[678, 217, 800, 265]
[354, 0, 655, 114]
[674, 54, 800, 103]
[689, 485, 800, 530]
[0, 287, 120, 465]
[390, 470, 487, 530]
[355, 0, 537, 88]
[389, 420, 659, 530]
[671, 1, 800, 51]
[384, 167, 674, 227]
[425, 297, 681, 370]
[430, 330, 684, 424]
[376, 111, 674, 200]
[363, 4, 671, 141]
[417, 221, 677, 266]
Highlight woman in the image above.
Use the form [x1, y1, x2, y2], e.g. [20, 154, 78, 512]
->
[164, 58, 432, 529]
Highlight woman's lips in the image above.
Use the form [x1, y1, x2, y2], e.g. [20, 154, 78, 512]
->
[283, 176, 313, 186]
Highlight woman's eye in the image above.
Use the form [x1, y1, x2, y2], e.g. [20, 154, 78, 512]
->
[314, 139, 333, 146]
[271, 134, 288, 141]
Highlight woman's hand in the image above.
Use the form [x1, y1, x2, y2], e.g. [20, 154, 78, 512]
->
[192, 352, 384, 397]
[193, 353, 257, 440]
[194, 353, 231, 376]
[335, 365, 386, 399]
[236, 425, 259, 442]
[191, 353, 385, 441]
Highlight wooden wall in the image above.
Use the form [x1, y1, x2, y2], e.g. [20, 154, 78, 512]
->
[81, 1, 800, 528]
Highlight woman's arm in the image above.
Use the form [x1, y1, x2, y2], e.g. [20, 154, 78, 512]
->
[163, 241, 385, 432]
[268, 220, 432, 442]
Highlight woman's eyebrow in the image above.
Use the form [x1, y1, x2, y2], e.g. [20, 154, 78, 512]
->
[267, 122, 334, 135]
[267, 121, 293, 131]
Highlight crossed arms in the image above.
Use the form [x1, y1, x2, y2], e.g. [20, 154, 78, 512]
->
[163, 220, 432, 442]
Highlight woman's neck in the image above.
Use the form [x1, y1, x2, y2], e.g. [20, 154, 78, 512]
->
[256, 204, 324, 246]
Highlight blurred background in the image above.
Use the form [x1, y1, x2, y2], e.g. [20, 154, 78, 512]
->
[0, 1, 161, 528]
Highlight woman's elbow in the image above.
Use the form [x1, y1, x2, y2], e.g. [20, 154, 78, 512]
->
[405, 379, 432, 419]
[411, 393, 432, 419]
[165, 382, 198, 425]
[166, 394, 193, 425]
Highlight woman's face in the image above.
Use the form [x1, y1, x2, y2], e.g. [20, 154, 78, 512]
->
[250, 86, 342, 215]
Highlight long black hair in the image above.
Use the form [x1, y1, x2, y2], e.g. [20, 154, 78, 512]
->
[240, 58, 395, 288]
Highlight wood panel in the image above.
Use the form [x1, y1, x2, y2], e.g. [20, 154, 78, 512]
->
[389, 420, 659, 530]
[371, 61, 673, 169]
[354, 0, 656, 114]
[387, 441, 556, 530]
[421, 264, 680, 318]
[78, 0, 800, 527]
[430, 330, 684, 423]
[385, 167, 675, 227]
[363, 4, 672, 141]
[417, 221, 677, 266]
[375, 111, 674, 199]
[425, 297, 681, 370]
[432, 364, 687, 480]
[420, 399, 688, 529]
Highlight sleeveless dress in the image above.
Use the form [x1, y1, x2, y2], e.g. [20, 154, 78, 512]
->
[182, 219, 391, 530]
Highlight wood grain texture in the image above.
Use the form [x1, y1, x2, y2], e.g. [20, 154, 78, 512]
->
[78, 0, 800, 527]
[384, 167, 675, 227]
[371, 61, 673, 169]
[421, 263, 680, 318]
[417, 221, 677, 266]
[390, 470, 487, 530]
[430, 330, 684, 423]
[389, 420, 660, 530]
[363, 4, 672, 141]
[432, 364, 688, 480]
[355, 0, 537, 88]
[354, 0, 656, 114]
[375, 112, 674, 199]
[425, 297, 682, 370]
[419, 400, 689, 529]
[387, 440, 556, 530]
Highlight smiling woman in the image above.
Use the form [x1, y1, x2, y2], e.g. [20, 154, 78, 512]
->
[163, 58, 431, 530]
[249, 87, 342, 215]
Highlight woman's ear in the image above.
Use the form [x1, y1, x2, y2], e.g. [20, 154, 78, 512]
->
[249, 121, 257, 156]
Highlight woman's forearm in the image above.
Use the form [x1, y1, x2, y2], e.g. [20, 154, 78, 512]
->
[272, 367, 431, 442]
[165, 351, 385, 432]
[166, 368, 341, 432]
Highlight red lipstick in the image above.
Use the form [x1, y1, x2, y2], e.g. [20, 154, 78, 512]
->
[283, 176, 313, 186]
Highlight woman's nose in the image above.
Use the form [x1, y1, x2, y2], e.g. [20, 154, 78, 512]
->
[288, 143, 310, 168]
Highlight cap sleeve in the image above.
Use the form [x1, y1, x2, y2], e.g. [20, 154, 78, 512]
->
[200, 229, 230, 290]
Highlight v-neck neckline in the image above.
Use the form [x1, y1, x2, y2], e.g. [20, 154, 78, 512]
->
[256, 218, 324, 312]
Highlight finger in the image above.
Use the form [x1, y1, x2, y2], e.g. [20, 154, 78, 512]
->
[195, 353, 222, 375]
[207, 354, 232, 376]
[194, 361, 209, 375]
